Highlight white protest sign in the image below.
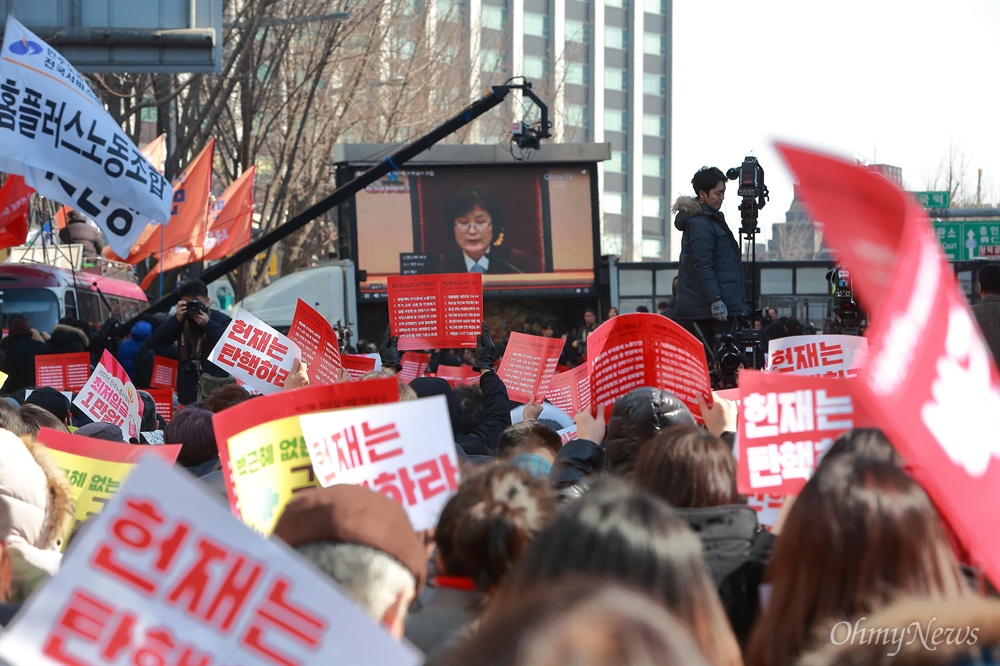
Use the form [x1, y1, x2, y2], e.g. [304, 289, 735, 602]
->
[0, 18, 171, 256]
[72, 350, 142, 441]
[767, 334, 867, 378]
[0, 456, 422, 666]
[298, 396, 460, 531]
[209, 308, 301, 395]
[557, 425, 579, 445]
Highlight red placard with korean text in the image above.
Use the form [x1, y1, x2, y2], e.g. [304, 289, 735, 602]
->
[341, 353, 378, 379]
[545, 364, 591, 416]
[145, 388, 174, 424]
[35, 352, 91, 392]
[779, 144, 1000, 586]
[435, 363, 480, 386]
[287, 299, 343, 384]
[299, 396, 461, 531]
[587, 313, 711, 416]
[73, 351, 142, 441]
[387, 273, 482, 351]
[397, 351, 431, 382]
[149, 356, 178, 389]
[767, 334, 868, 378]
[0, 457, 421, 666]
[497, 332, 565, 403]
[736, 370, 874, 496]
[208, 308, 301, 395]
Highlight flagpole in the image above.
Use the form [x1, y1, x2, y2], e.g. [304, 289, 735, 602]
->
[158, 224, 164, 300]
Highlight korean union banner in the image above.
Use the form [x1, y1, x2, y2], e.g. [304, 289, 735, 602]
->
[0, 18, 171, 256]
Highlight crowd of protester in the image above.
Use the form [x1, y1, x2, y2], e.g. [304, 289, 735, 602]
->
[1, 273, 998, 664]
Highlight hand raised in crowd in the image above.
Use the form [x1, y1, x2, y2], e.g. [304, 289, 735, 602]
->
[378, 325, 402, 371]
[697, 392, 737, 438]
[522, 400, 543, 422]
[283, 358, 310, 391]
[574, 404, 607, 443]
[473, 321, 497, 372]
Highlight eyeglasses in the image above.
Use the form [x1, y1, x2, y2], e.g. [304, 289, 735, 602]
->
[454, 217, 492, 231]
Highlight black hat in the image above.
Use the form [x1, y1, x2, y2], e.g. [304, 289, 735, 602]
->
[24, 387, 71, 423]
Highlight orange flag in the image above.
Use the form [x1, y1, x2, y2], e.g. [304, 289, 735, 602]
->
[0, 175, 33, 250]
[139, 165, 255, 290]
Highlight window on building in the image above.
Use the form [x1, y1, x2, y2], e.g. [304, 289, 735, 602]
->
[566, 61, 588, 85]
[642, 196, 664, 218]
[643, 114, 666, 137]
[602, 233, 625, 256]
[437, 0, 462, 22]
[607, 150, 626, 174]
[524, 55, 547, 79]
[567, 103, 588, 130]
[482, 5, 506, 30]
[644, 0, 667, 15]
[642, 237, 664, 258]
[604, 67, 627, 91]
[481, 48, 505, 72]
[565, 19, 589, 44]
[605, 0, 626, 8]
[605, 26, 628, 50]
[643, 72, 665, 96]
[604, 110, 627, 133]
[643, 33, 666, 56]
[524, 12, 548, 38]
[643, 154, 665, 178]
[604, 192, 624, 215]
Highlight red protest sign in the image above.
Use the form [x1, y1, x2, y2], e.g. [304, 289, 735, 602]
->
[545, 364, 591, 416]
[779, 144, 1000, 586]
[397, 352, 431, 382]
[287, 299, 343, 384]
[388, 273, 482, 350]
[587, 313, 710, 416]
[435, 363, 480, 386]
[145, 388, 174, 424]
[38, 427, 181, 464]
[736, 370, 874, 496]
[35, 352, 91, 392]
[341, 353, 377, 379]
[150, 356, 178, 389]
[497, 332, 565, 403]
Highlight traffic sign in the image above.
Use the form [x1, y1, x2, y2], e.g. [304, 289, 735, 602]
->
[910, 191, 951, 209]
[931, 220, 1000, 261]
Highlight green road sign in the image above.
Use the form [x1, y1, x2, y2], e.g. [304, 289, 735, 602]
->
[932, 220, 1000, 260]
[911, 191, 951, 209]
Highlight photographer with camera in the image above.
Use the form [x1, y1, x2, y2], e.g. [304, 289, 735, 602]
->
[672, 166, 747, 362]
[149, 279, 233, 405]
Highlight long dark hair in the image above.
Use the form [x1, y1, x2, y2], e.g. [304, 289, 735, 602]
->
[634, 425, 743, 508]
[491, 480, 741, 666]
[745, 453, 969, 666]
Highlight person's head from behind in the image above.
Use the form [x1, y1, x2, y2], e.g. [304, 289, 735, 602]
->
[272, 484, 426, 639]
[691, 166, 726, 211]
[493, 480, 740, 665]
[452, 383, 483, 435]
[746, 453, 968, 666]
[23, 387, 71, 425]
[634, 425, 743, 509]
[445, 187, 501, 262]
[541, 323, 555, 338]
[440, 578, 709, 666]
[136, 391, 159, 432]
[17, 404, 69, 437]
[0, 400, 29, 437]
[497, 421, 562, 463]
[978, 262, 1000, 297]
[817, 427, 902, 472]
[203, 383, 252, 413]
[603, 387, 696, 477]
[164, 407, 217, 468]
[434, 463, 556, 594]
[6, 315, 32, 339]
[523, 316, 537, 331]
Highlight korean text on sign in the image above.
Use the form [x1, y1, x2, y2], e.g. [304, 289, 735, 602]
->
[35, 352, 91, 392]
[299, 395, 461, 531]
[767, 334, 867, 379]
[0, 457, 421, 666]
[209, 308, 300, 395]
[497, 332, 564, 403]
[73, 350, 142, 441]
[287, 299, 343, 385]
[387, 273, 482, 351]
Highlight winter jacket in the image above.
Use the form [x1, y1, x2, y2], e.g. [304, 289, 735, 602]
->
[410, 373, 511, 457]
[405, 584, 484, 661]
[672, 196, 747, 319]
[116, 320, 153, 381]
[0, 429, 75, 575]
[0, 334, 53, 393]
[149, 309, 231, 404]
[48, 323, 89, 355]
[58, 219, 104, 258]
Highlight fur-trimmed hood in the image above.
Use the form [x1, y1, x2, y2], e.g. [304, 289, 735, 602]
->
[51, 323, 89, 345]
[799, 596, 1000, 666]
[672, 195, 724, 232]
[0, 429, 75, 574]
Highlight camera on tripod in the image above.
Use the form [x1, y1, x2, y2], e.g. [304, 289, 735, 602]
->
[726, 156, 769, 233]
[712, 328, 765, 390]
[826, 263, 864, 335]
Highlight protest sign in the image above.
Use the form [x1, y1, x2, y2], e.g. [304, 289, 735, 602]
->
[299, 396, 460, 531]
[0, 18, 172, 257]
[287, 299, 344, 385]
[587, 313, 711, 416]
[212, 377, 400, 535]
[37, 427, 180, 529]
[73, 351, 142, 441]
[435, 363, 480, 386]
[397, 351, 431, 382]
[342, 353, 378, 379]
[767, 334, 867, 378]
[0, 456, 422, 666]
[35, 352, 91, 392]
[557, 425, 579, 446]
[209, 308, 301, 395]
[497, 332, 564, 403]
[149, 356, 178, 389]
[0, 369, 6, 389]
[736, 370, 874, 496]
[387, 273, 482, 350]
[779, 143, 1000, 587]
[746, 493, 785, 530]
[544, 364, 591, 416]
[0, 174, 32, 249]
[145, 388, 174, 424]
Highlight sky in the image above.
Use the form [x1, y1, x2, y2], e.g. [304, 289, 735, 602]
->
[670, 0, 1000, 251]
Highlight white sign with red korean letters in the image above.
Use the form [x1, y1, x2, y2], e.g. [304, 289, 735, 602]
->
[73, 350, 142, 441]
[209, 308, 301, 395]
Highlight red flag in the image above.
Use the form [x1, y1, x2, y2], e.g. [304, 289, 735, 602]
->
[0, 175, 33, 249]
[203, 165, 255, 261]
[777, 143, 1000, 588]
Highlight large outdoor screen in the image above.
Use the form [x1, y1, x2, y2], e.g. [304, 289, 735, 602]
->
[345, 163, 598, 300]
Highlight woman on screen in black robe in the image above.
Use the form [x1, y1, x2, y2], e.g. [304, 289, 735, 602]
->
[438, 187, 539, 275]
